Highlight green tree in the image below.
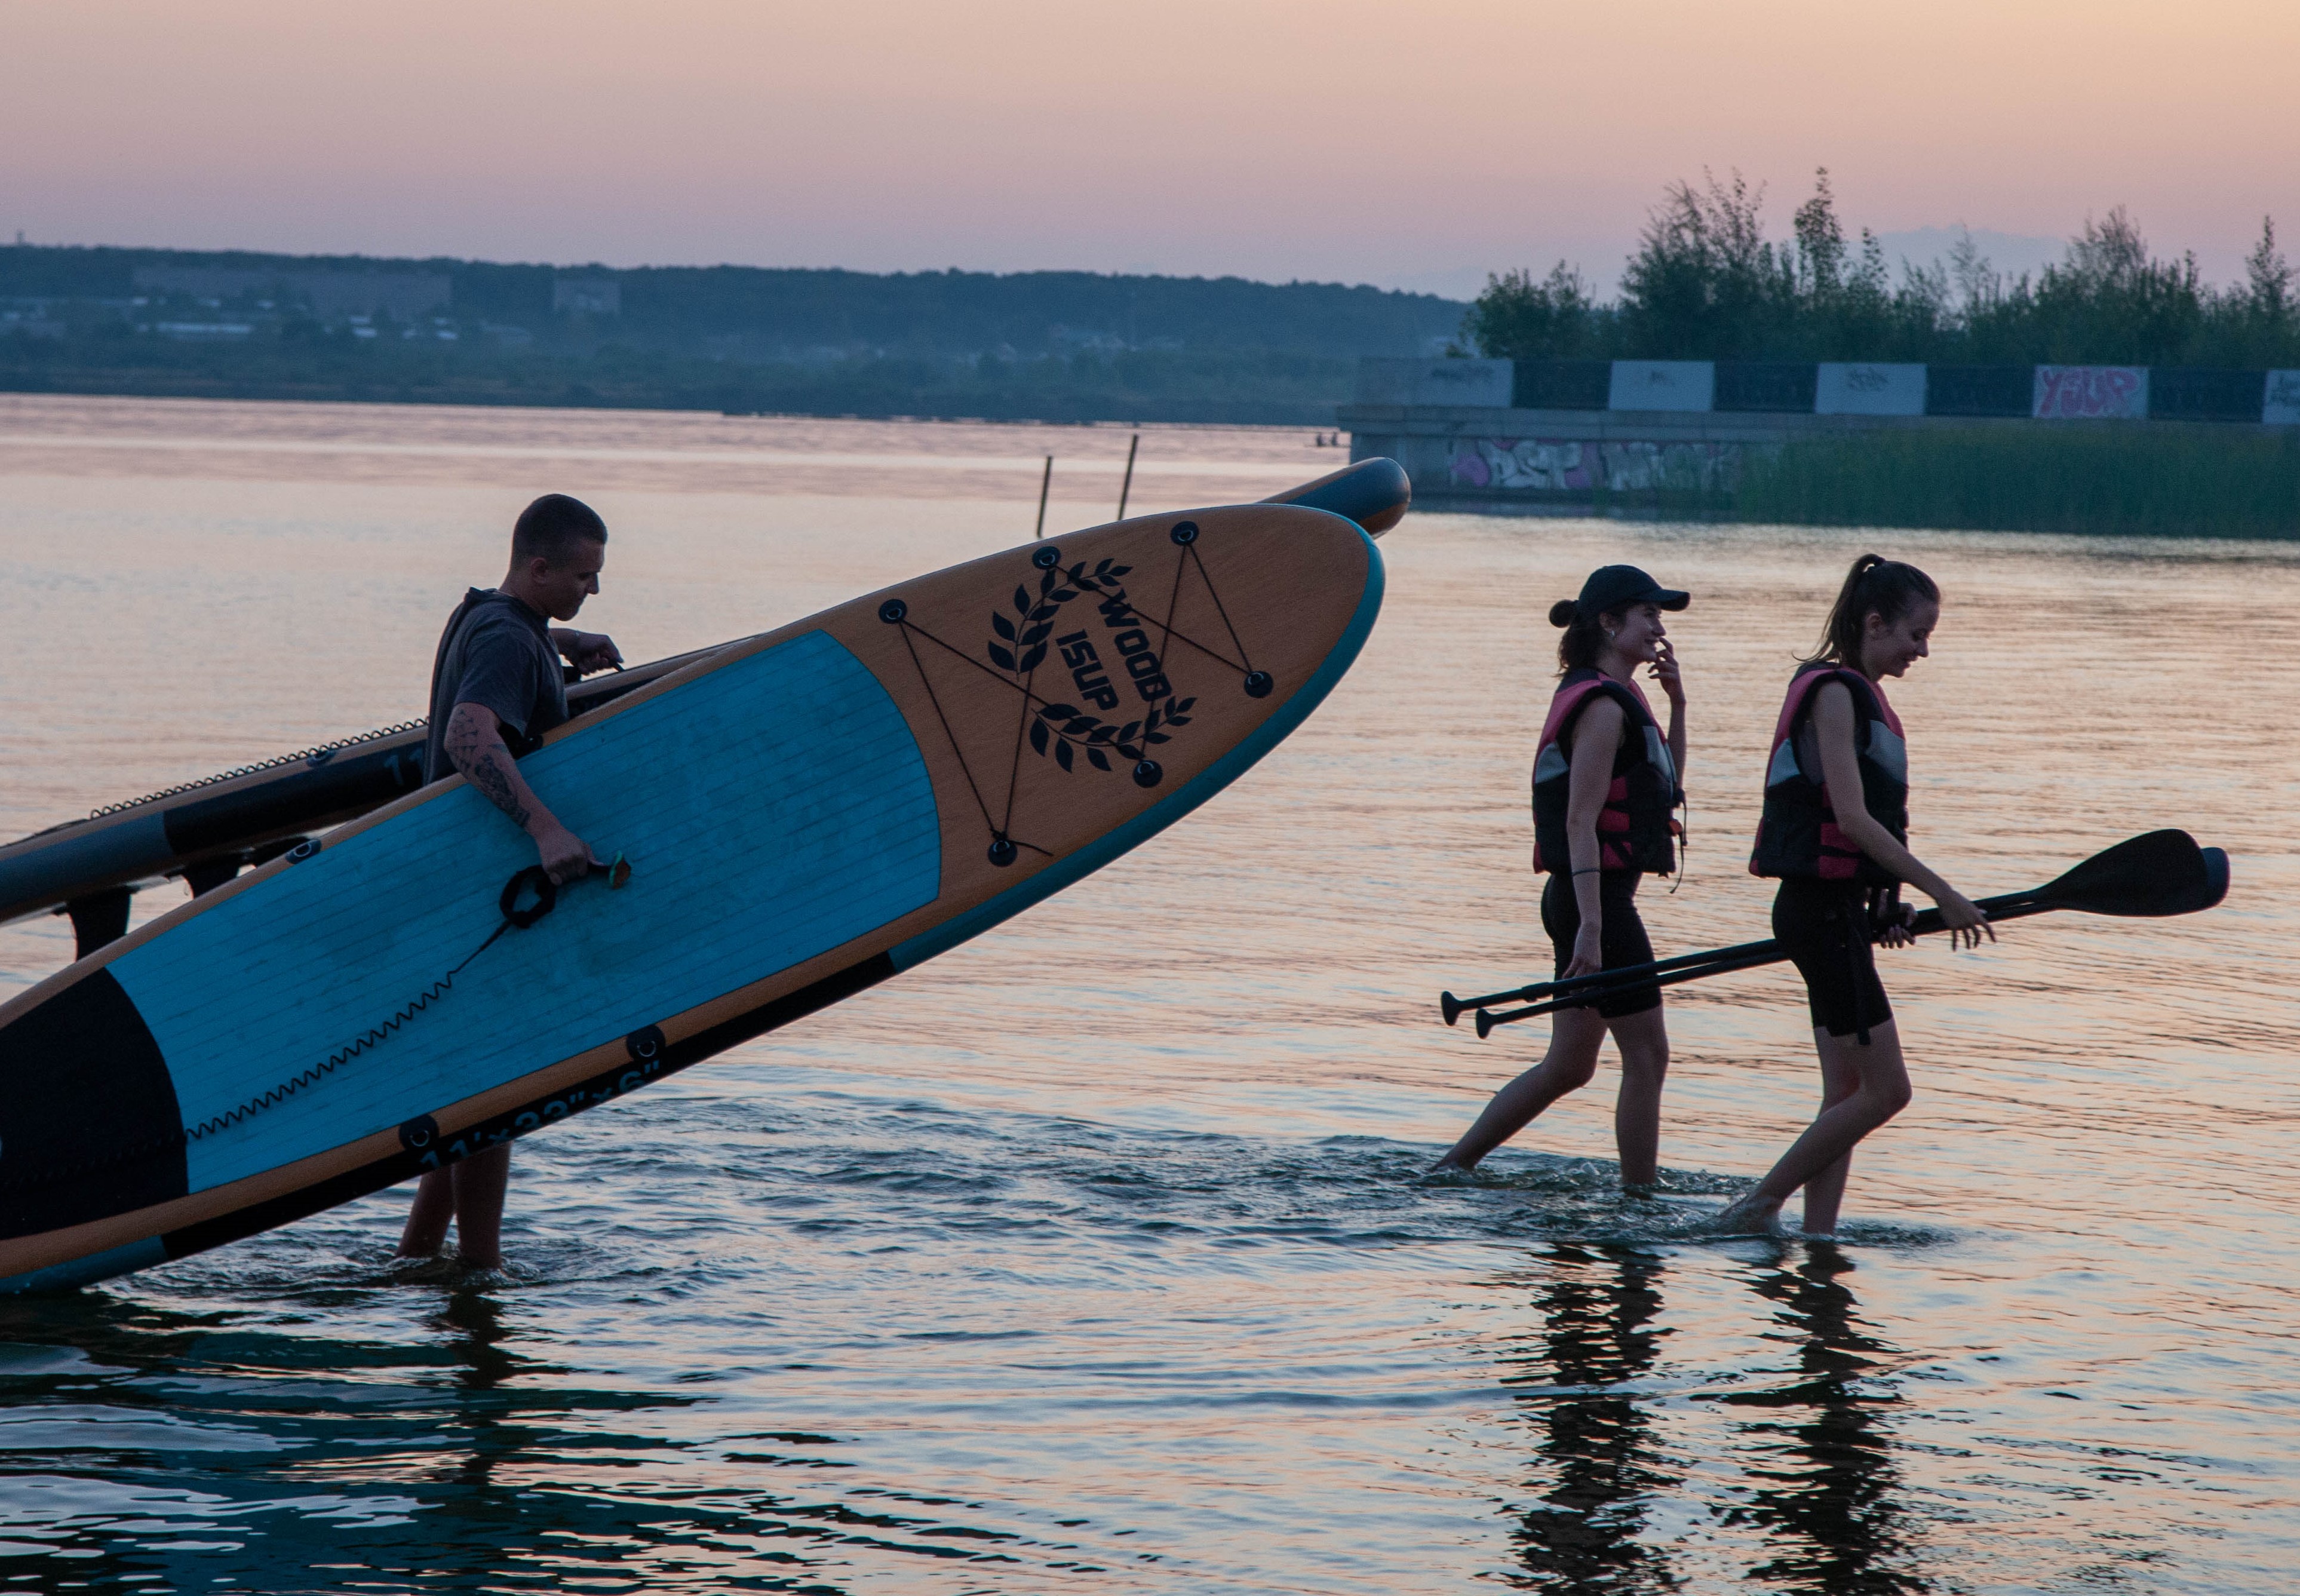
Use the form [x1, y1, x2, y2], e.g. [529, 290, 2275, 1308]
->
[1617, 170, 1797, 358]
[1458, 263, 1604, 360]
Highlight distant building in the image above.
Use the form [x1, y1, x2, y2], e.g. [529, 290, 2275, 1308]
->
[130, 266, 450, 320]
[552, 272, 621, 317]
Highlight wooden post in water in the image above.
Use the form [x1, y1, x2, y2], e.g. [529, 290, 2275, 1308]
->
[1116, 433, 1140, 519]
[1033, 455, 1052, 539]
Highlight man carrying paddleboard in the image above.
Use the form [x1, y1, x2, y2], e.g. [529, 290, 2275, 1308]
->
[397, 493, 623, 1269]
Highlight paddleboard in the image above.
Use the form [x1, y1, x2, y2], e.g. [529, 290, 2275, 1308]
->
[0, 498, 1386, 1291]
[0, 459, 1408, 956]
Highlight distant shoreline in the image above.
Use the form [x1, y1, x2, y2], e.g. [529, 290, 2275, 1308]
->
[2, 241, 1458, 428]
[0, 358, 1350, 428]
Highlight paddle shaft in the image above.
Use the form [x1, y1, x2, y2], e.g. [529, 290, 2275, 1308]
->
[1480, 883, 2038, 1010]
[1477, 891, 2049, 1031]
[1450, 933, 1780, 1012]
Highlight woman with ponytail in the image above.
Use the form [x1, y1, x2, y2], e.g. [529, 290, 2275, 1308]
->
[1718, 553, 1992, 1236]
[1436, 565, 1690, 1184]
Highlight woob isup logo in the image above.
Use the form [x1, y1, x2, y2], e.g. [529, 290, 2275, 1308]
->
[987, 554, 1196, 775]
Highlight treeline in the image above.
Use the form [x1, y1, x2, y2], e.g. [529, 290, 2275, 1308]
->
[0, 245, 1459, 362]
[0, 243, 1463, 422]
[1463, 171, 2300, 369]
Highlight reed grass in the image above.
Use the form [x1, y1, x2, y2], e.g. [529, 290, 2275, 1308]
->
[1736, 424, 2300, 538]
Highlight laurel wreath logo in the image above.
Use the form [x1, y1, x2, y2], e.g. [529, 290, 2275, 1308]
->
[987, 558, 1117, 674]
[988, 556, 1194, 773]
[1030, 695, 1196, 772]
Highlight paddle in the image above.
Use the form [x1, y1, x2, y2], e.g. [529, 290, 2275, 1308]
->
[1448, 830, 2231, 1039]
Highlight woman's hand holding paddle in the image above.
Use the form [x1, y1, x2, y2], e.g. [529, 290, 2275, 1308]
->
[1934, 889, 1995, 951]
[1875, 899, 1918, 949]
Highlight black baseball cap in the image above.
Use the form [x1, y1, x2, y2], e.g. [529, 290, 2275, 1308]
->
[1561, 564, 1690, 621]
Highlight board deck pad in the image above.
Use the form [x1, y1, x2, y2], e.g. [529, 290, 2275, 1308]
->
[0, 502, 1384, 1290]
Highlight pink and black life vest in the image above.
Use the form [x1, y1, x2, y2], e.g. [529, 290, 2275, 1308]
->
[1748, 662, 1909, 885]
[1531, 668, 1682, 876]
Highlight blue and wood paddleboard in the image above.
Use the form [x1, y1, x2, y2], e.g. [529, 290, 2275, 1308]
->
[0, 458, 1408, 954]
[0, 497, 1386, 1290]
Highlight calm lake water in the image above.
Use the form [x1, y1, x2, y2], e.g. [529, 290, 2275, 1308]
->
[0, 394, 2292, 1593]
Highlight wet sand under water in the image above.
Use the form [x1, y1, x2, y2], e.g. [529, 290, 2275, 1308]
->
[0, 395, 2293, 1592]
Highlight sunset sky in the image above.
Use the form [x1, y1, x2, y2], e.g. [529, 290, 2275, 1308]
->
[5, 0, 2295, 297]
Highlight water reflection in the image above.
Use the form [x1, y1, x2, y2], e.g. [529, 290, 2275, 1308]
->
[1717, 1244, 1928, 1595]
[1491, 1242, 1933, 1595]
[1494, 1243, 1679, 1592]
[0, 1284, 896, 1593]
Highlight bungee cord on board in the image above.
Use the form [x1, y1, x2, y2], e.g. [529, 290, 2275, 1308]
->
[874, 523, 1269, 871]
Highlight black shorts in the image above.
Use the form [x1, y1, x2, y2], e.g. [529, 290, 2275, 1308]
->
[1772, 877, 1893, 1039]
[1541, 870, 1660, 1019]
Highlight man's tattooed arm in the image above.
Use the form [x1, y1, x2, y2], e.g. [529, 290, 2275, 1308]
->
[441, 701, 595, 883]
[444, 701, 532, 827]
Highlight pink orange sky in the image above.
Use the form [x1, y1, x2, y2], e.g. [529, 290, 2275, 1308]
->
[5, 0, 2296, 297]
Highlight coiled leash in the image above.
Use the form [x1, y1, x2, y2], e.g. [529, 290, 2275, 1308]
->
[181, 851, 632, 1143]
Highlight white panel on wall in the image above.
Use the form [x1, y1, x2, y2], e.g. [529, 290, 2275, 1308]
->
[1816, 363, 1927, 416]
[2032, 366, 2149, 419]
[1608, 361, 1715, 413]
[2265, 371, 2300, 425]
[1353, 357, 1514, 408]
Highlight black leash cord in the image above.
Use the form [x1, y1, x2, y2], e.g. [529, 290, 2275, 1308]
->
[181, 865, 562, 1143]
[0, 863, 627, 1196]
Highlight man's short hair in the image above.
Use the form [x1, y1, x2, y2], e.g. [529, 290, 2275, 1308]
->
[512, 494, 609, 566]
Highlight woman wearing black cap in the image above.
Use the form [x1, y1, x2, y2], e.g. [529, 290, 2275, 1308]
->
[1716, 553, 1992, 1236]
[1436, 564, 1689, 1185]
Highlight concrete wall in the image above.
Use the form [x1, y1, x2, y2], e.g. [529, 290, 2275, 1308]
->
[1337, 399, 2299, 510]
[2263, 370, 2300, 425]
[1816, 363, 1926, 416]
[1359, 358, 2300, 426]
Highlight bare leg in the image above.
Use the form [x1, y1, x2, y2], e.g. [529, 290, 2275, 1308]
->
[398, 1169, 456, 1257]
[1435, 1006, 1608, 1170]
[449, 1145, 512, 1269]
[1719, 1021, 1910, 1232]
[1797, 1033, 1866, 1235]
[1608, 1005, 1670, 1187]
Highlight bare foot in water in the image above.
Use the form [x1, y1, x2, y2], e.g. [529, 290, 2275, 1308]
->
[1714, 1194, 1785, 1235]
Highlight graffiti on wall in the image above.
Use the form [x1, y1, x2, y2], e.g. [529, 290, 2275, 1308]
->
[1816, 362, 1927, 416]
[2033, 366, 2148, 419]
[1448, 438, 1745, 494]
[1607, 361, 1715, 413]
[1448, 438, 1596, 491]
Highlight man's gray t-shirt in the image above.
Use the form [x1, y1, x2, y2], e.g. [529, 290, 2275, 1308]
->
[423, 588, 569, 782]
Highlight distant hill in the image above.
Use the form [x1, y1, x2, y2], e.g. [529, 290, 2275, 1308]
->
[0, 244, 1465, 423]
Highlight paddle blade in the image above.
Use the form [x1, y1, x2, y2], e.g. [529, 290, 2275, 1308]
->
[2036, 829, 2225, 917]
[1441, 991, 1464, 1027]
